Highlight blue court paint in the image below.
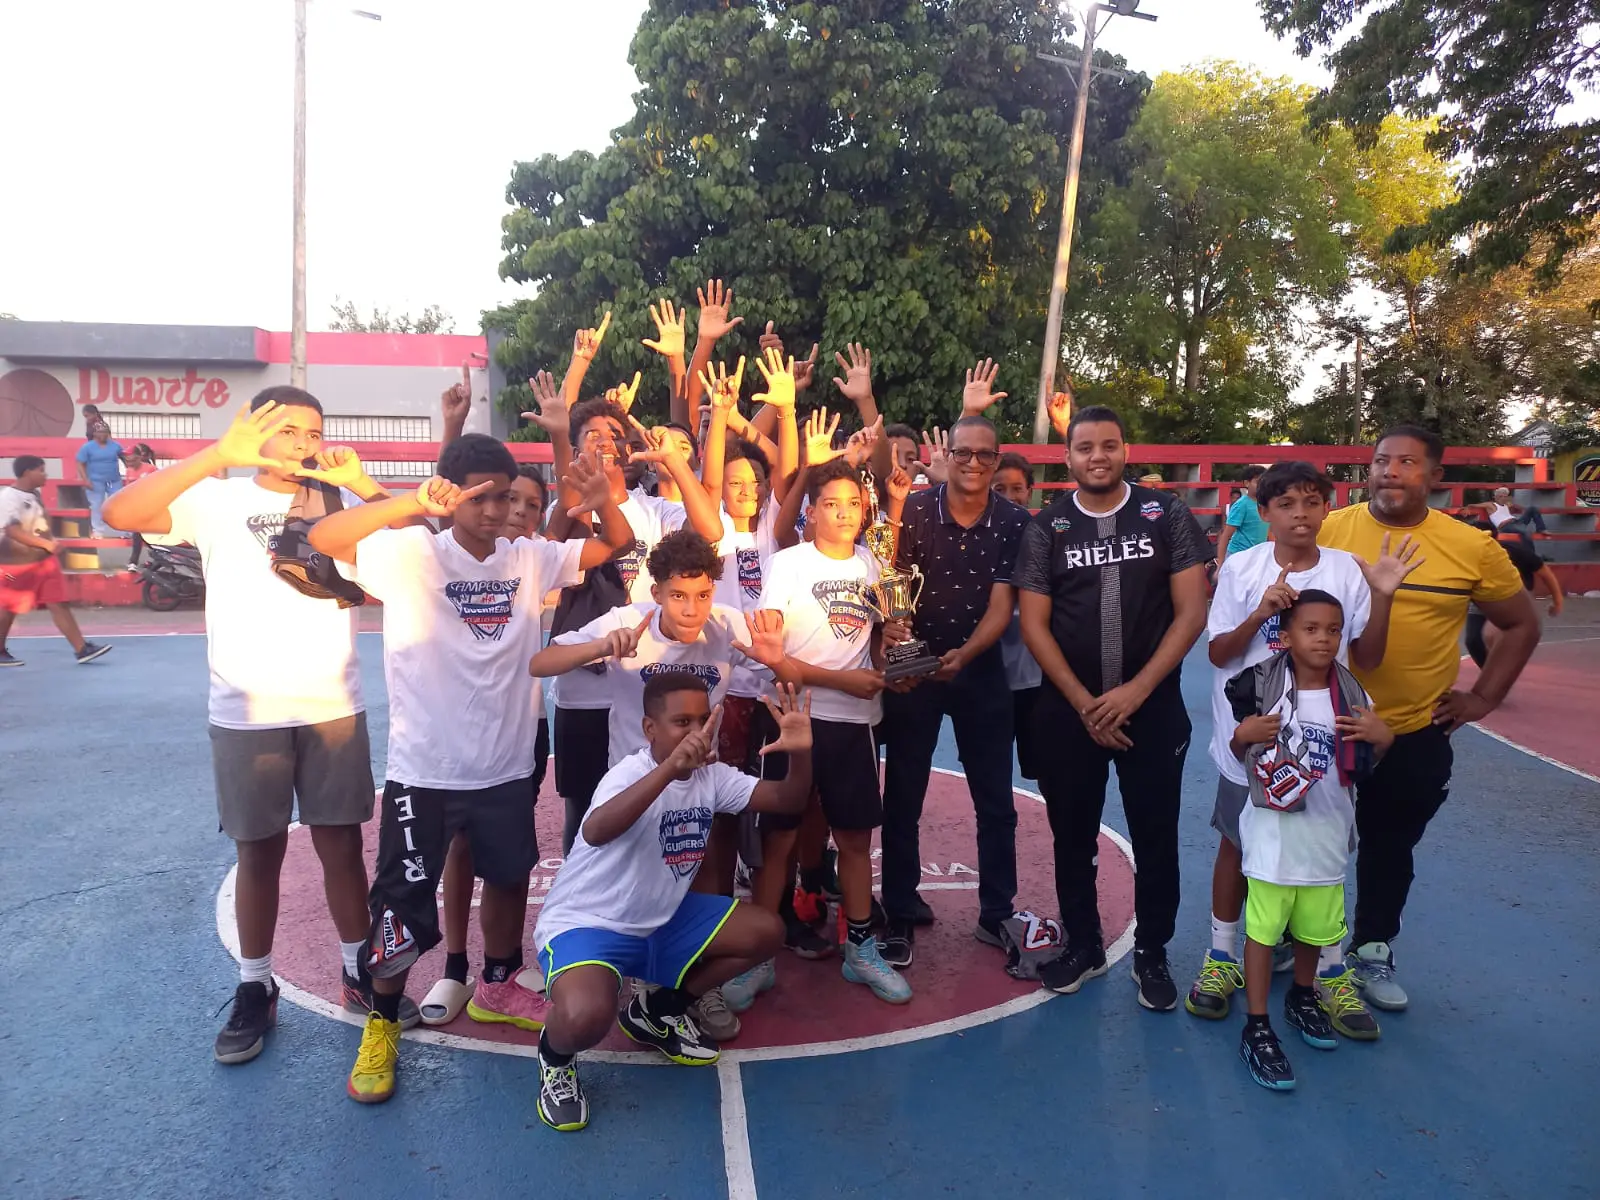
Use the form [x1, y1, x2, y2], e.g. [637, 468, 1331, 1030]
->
[3, 637, 1597, 1198]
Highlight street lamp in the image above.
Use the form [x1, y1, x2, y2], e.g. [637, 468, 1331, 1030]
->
[291, 2, 382, 389]
[1031, 1, 1157, 443]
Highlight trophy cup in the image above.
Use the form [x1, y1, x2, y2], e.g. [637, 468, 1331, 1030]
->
[859, 469, 942, 682]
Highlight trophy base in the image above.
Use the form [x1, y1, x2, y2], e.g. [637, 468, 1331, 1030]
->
[884, 637, 942, 683]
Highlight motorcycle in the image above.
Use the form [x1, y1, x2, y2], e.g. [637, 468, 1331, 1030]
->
[136, 542, 205, 612]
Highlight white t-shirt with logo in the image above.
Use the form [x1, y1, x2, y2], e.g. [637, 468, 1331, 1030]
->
[166, 476, 364, 730]
[1208, 542, 1371, 784]
[758, 542, 881, 724]
[534, 748, 756, 945]
[1239, 687, 1357, 887]
[715, 505, 781, 699]
[550, 601, 748, 766]
[550, 490, 687, 712]
[355, 525, 583, 789]
[0, 486, 49, 562]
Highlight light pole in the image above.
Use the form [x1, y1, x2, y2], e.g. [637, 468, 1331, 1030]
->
[291, 3, 381, 390]
[1032, 1, 1157, 443]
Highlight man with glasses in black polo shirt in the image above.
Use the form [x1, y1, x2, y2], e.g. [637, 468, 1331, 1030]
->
[1014, 405, 1208, 1011]
[878, 411, 1031, 968]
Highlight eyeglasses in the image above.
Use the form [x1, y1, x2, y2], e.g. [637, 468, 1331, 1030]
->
[949, 449, 999, 466]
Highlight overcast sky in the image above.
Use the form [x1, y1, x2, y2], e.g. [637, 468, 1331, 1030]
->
[0, 0, 1328, 333]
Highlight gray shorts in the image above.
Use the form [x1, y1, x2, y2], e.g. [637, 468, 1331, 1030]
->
[1209, 775, 1250, 848]
[210, 713, 375, 842]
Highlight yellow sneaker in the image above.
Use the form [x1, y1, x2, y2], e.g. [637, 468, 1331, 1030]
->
[347, 1012, 401, 1104]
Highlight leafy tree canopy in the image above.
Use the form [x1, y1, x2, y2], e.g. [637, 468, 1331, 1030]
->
[489, 0, 1146, 439]
[1261, 0, 1600, 282]
[328, 298, 456, 334]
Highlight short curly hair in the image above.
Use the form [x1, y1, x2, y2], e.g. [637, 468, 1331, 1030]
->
[568, 398, 629, 448]
[726, 437, 771, 483]
[438, 433, 516, 485]
[646, 529, 724, 584]
[807, 458, 864, 505]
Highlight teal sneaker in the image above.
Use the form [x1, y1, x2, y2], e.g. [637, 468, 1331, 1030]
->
[842, 937, 912, 1005]
[722, 958, 776, 1013]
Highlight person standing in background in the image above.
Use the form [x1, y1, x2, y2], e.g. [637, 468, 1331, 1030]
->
[1217, 466, 1268, 564]
[75, 421, 125, 536]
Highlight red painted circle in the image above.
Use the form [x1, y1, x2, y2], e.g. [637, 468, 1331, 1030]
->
[0, 368, 74, 436]
[262, 770, 1136, 1055]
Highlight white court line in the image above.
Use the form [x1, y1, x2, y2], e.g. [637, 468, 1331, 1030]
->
[718, 1059, 757, 1200]
[1466, 724, 1600, 785]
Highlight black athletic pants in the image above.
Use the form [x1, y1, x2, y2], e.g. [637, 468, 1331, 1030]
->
[1352, 723, 1453, 948]
[880, 650, 1018, 925]
[1034, 679, 1190, 954]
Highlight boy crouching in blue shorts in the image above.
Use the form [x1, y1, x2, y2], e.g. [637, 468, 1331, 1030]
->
[1226, 589, 1393, 1091]
[531, 675, 814, 1131]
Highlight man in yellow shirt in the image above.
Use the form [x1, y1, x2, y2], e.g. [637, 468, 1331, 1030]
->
[1319, 426, 1539, 1012]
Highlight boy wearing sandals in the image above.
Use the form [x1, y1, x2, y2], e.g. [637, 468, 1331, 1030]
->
[307, 434, 631, 1103]
[1228, 590, 1394, 1090]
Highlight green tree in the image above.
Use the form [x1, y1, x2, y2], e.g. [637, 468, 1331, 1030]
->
[328, 298, 455, 334]
[1261, 0, 1600, 282]
[489, 0, 1146, 437]
[1070, 63, 1360, 443]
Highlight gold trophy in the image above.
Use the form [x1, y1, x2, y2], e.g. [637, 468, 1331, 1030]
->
[860, 469, 942, 682]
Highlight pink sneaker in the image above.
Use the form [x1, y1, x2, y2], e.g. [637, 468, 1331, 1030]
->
[466, 976, 551, 1032]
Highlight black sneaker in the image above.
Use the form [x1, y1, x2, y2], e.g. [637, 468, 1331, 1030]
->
[617, 994, 719, 1066]
[75, 642, 112, 664]
[784, 917, 835, 959]
[1039, 942, 1108, 994]
[906, 892, 936, 927]
[1283, 985, 1339, 1050]
[340, 969, 423, 1030]
[537, 1052, 589, 1132]
[0, 649, 22, 667]
[973, 914, 1008, 949]
[1130, 948, 1179, 1011]
[878, 920, 914, 969]
[214, 981, 279, 1064]
[1240, 1021, 1296, 1091]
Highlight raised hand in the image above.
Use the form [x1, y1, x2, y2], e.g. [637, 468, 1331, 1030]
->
[752, 347, 797, 412]
[627, 419, 686, 467]
[758, 320, 783, 356]
[1355, 532, 1426, 598]
[803, 407, 844, 466]
[696, 280, 744, 341]
[573, 312, 612, 363]
[831, 343, 874, 408]
[605, 371, 643, 415]
[698, 357, 747, 414]
[845, 415, 883, 467]
[293, 446, 371, 491]
[561, 451, 612, 518]
[922, 427, 950, 484]
[665, 703, 721, 775]
[521, 370, 568, 438]
[602, 611, 654, 664]
[215, 401, 294, 471]
[1253, 565, 1299, 621]
[793, 343, 820, 392]
[642, 300, 686, 360]
[886, 464, 912, 503]
[441, 363, 472, 428]
[733, 609, 787, 668]
[414, 475, 496, 518]
[1047, 388, 1073, 440]
[759, 684, 814, 756]
[962, 358, 1007, 416]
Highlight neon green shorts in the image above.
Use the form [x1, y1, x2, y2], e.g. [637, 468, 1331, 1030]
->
[1245, 880, 1347, 948]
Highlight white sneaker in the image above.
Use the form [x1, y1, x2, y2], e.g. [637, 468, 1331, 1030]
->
[1348, 941, 1408, 1011]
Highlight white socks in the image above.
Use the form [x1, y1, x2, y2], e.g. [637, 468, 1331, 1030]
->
[340, 940, 365, 981]
[239, 954, 273, 986]
[1210, 915, 1241, 961]
[1317, 942, 1345, 976]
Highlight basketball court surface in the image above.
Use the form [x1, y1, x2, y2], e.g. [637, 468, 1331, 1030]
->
[3, 608, 1597, 1199]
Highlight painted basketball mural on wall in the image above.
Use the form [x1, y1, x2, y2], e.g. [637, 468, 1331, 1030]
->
[0, 368, 74, 436]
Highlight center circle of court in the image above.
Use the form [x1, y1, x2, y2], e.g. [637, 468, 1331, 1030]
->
[241, 768, 1137, 1059]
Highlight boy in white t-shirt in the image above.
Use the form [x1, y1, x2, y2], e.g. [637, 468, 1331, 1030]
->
[532, 675, 815, 1132]
[1227, 590, 1394, 1091]
[103, 389, 401, 1066]
[737, 459, 907, 1007]
[1187, 460, 1421, 1040]
[307, 434, 631, 1104]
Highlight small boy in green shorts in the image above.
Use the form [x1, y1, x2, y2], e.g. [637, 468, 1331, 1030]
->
[1226, 588, 1394, 1090]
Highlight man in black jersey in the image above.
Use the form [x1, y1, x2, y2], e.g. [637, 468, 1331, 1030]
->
[1013, 406, 1208, 1011]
